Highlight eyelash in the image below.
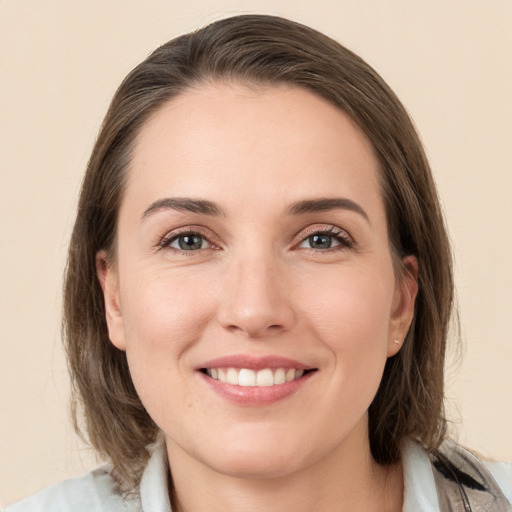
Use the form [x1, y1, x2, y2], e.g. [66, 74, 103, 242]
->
[158, 225, 354, 254]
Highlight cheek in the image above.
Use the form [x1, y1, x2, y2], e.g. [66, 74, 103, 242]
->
[118, 268, 216, 407]
[298, 266, 394, 395]
[299, 265, 395, 346]
[121, 266, 215, 346]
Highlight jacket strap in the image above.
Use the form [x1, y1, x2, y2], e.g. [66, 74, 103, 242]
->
[429, 439, 511, 512]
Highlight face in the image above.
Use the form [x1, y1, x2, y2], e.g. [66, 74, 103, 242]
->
[99, 83, 417, 480]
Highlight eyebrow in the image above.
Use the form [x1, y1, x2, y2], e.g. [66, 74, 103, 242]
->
[141, 196, 370, 223]
[286, 198, 370, 224]
[141, 197, 225, 220]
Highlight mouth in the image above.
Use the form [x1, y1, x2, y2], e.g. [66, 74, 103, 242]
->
[197, 355, 317, 405]
[200, 367, 316, 387]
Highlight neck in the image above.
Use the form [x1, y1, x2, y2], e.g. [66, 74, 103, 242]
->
[166, 429, 403, 512]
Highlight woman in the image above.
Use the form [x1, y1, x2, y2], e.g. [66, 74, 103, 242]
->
[6, 14, 511, 512]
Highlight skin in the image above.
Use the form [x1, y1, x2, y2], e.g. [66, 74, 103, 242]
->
[98, 83, 418, 512]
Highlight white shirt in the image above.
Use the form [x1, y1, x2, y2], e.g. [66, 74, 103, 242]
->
[4, 439, 511, 511]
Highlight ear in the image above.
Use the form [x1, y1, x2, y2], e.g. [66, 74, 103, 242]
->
[96, 250, 126, 351]
[387, 255, 418, 357]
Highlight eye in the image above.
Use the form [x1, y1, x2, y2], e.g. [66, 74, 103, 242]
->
[160, 230, 213, 252]
[170, 233, 207, 251]
[297, 227, 353, 251]
[301, 233, 338, 250]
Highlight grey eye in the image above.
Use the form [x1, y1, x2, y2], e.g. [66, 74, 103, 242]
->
[170, 234, 206, 251]
[301, 234, 340, 250]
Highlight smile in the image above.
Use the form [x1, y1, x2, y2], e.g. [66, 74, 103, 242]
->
[197, 355, 316, 405]
[204, 367, 306, 387]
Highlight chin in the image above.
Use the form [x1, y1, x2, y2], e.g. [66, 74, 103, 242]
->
[205, 448, 307, 480]
[195, 427, 325, 480]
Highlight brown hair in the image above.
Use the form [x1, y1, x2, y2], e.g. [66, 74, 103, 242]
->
[63, 14, 453, 485]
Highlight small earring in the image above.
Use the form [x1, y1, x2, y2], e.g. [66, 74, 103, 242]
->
[393, 338, 400, 345]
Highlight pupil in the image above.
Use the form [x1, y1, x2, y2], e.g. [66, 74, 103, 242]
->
[310, 234, 332, 249]
[179, 235, 202, 250]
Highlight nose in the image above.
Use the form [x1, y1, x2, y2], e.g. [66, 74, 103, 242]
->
[217, 253, 296, 339]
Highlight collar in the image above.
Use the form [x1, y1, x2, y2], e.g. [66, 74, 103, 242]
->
[402, 439, 441, 511]
[139, 439, 172, 512]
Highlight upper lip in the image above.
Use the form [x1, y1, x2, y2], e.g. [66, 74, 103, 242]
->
[197, 354, 313, 371]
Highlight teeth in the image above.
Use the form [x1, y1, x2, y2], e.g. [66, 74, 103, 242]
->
[274, 368, 286, 385]
[238, 369, 256, 387]
[207, 367, 307, 386]
[256, 368, 274, 387]
[226, 368, 239, 385]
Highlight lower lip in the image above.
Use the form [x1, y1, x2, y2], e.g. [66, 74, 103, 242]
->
[199, 371, 315, 406]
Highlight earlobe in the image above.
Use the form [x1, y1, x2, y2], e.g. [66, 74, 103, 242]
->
[96, 251, 127, 351]
[387, 255, 419, 357]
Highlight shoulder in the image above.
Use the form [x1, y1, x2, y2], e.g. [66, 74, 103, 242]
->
[3, 438, 169, 512]
[401, 438, 512, 511]
[3, 465, 139, 512]
[430, 439, 512, 510]
[484, 459, 512, 504]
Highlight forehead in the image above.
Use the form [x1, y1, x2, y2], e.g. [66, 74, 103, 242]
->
[124, 82, 383, 217]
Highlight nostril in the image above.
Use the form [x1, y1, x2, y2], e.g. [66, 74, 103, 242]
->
[224, 322, 285, 338]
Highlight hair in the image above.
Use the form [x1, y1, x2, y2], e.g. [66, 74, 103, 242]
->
[63, 14, 454, 486]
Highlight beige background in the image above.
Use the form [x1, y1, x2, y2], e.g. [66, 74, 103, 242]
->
[1, 0, 511, 505]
